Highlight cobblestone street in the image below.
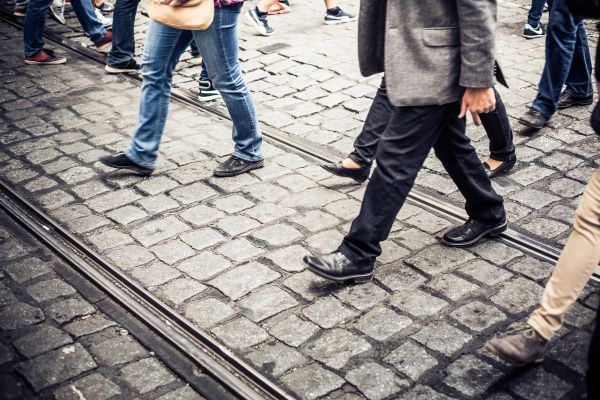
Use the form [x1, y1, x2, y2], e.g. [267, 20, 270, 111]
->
[0, 0, 599, 398]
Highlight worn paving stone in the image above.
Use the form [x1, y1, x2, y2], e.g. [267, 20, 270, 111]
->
[450, 301, 507, 332]
[302, 295, 358, 328]
[106, 205, 148, 225]
[14, 325, 73, 358]
[179, 204, 225, 227]
[304, 329, 371, 369]
[401, 385, 455, 400]
[119, 357, 176, 394]
[212, 194, 255, 213]
[151, 239, 196, 265]
[244, 203, 297, 223]
[89, 335, 147, 366]
[412, 321, 472, 356]
[506, 256, 553, 281]
[137, 194, 180, 214]
[130, 216, 189, 247]
[169, 182, 217, 204]
[216, 238, 265, 262]
[251, 224, 303, 247]
[0, 302, 45, 330]
[106, 245, 155, 270]
[389, 289, 448, 319]
[288, 210, 340, 232]
[87, 230, 134, 250]
[130, 262, 181, 287]
[17, 343, 97, 392]
[246, 342, 307, 377]
[64, 314, 117, 338]
[334, 282, 388, 311]
[269, 314, 320, 347]
[238, 286, 298, 322]
[157, 278, 206, 305]
[375, 265, 427, 292]
[384, 341, 439, 381]
[53, 373, 121, 400]
[443, 355, 503, 397]
[280, 363, 345, 400]
[184, 298, 235, 329]
[457, 260, 513, 286]
[265, 245, 308, 272]
[156, 385, 204, 400]
[508, 366, 574, 400]
[45, 297, 96, 324]
[490, 277, 544, 315]
[346, 362, 409, 400]
[209, 262, 280, 300]
[355, 307, 413, 341]
[177, 252, 232, 281]
[211, 317, 269, 350]
[406, 245, 475, 276]
[180, 228, 226, 251]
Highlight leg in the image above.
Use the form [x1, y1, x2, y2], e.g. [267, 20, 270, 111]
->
[70, 0, 106, 44]
[480, 88, 515, 169]
[125, 22, 193, 167]
[23, 0, 53, 56]
[528, 168, 600, 340]
[107, 0, 140, 65]
[192, 4, 263, 162]
[527, 0, 546, 26]
[433, 105, 506, 225]
[339, 104, 453, 265]
[564, 22, 593, 98]
[200, 60, 209, 81]
[532, 0, 587, 118]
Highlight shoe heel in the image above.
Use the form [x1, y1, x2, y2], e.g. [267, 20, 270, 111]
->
[352, 274, 373, 284]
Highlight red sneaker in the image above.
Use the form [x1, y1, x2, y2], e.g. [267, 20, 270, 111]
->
[24, 49, 67, 65]
[95, 31, 112, 53]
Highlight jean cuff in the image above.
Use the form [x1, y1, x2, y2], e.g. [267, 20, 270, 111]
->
[337, 243, 373, 269]
[232, 151, 263, 162]
[124, 148, 156, 169]
[348, 153, 372, 168]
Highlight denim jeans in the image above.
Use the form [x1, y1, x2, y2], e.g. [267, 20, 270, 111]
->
[200, 60, 210, 81]
[15, 0, 27, 9]
[23, 0, 53, 56]
[350, 79, 515, 165]
[532, 0, 593, 118]
[126, 4, 263, 167]
[107, 0, 140, 65]
[527, 0, 546, 26]
[71, 0, 107, 44]
[339, 84, 505, 265]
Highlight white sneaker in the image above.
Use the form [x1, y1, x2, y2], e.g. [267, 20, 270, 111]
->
[49, 0, 65, 24]
[96, 1, 114, 12]
[94, 8, 112, 28]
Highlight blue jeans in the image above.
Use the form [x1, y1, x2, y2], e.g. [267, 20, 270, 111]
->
[126, 4, 263, 167]
[24, 0, 52, 56]
[107, 0, 140, 65]
[200, 60, 209, 81]
[15, 0, 27, 9]
[527, 0, 546, 26]
[532, 0, 593, 118]
[71, 0, 106, 44]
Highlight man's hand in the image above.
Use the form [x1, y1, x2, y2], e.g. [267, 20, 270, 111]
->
[459, 87, 496, 126]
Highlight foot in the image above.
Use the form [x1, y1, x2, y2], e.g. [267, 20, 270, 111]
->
[198, 79, 221, 102]
[557, 91, 594, 109]
[213, 155, 264, 177]
[442, 218, 507, 247]
[518, 107, 550, 129]
[522, 22, 545, 39]
[95, 0, 114, 12]
[483, 156, 516, 179]
[49, 0, 65, 24]
[24, 49, 67, 65]
[99, 153, 154, 176]
[485, 323, 548, 366]
[245, 7, 275, 36]
[321, 158, 371, 183]
[268, 0, 290, 14]
[94, 8, 113, 28]
[105, 59, 140, 74]
[303, 252, 373, 284]
[95, 31, 113, 53]
[324, 7, 356, 25]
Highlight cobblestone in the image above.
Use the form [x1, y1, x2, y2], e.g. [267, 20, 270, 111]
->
[211, 317, 269, 350]
[119, 357, 176, 394]
[280, 363, 345, 400]
[384, 341, 439, 381]
[304, 329, 371, 369]
[239, 286, 298, 322]
[355, 307, 413, 341]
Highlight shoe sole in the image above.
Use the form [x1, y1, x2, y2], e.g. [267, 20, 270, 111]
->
[198, 94, 222, 102]
[522, 33, 545, 39]
[518, 117, 546, 130]
[441, 221, 508, 248]
[104, 65, 139, 73]
[487, 158, 517, 179]
[305, 262, 373, 284]
[100, 160, 153, 176]
[245, 12, 274, 36]
[484, 342, 544, 366]
[213, 160, 264, 177]
[320, 164, 368, 183]
[24, 58, 66, 65]
[557, 99, 594, 109]
[14, 11, 26, 16]
[324, 17, 357, 25]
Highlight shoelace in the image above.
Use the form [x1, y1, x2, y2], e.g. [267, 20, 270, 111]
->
[497, 322, 534, 339]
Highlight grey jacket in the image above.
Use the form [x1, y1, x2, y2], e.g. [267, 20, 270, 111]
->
[358, 0, 499, 106]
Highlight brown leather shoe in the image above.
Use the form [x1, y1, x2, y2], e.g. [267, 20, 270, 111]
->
[485, 323, 547, 366]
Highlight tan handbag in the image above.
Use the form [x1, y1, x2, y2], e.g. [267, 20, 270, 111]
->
[147, 0, 214, 30]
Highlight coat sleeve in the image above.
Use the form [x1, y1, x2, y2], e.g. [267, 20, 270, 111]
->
[456, 0, 497, 88]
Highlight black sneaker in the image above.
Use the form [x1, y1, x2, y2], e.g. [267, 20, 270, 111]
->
[99, 153, 154, 176]
[213, 155, 264, 177]
[245, 6, 275, 36]
[198, 79, 221, 102]
[518, 107, 550, 129]
[557, 91, 594, 109]
[522, 23, 545, 39]
[105, 59, 140, 74]
[324, 7, 356, 25]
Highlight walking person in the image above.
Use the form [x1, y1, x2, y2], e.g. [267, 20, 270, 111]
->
[523, 0, 547, 38]
[104, 0, 140, 72]
[519, 0, 593, 129]
[303, 0, 507, 284]
[323, 84, 516, 182]
[100, 0, 264, 177]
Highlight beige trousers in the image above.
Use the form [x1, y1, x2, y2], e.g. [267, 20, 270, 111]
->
[528, 167, 600, 341]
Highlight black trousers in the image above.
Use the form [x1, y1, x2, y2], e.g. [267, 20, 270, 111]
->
[588, 304, 600, 398]
[349, 79, 516, 166]
[338, 83, 506, 266]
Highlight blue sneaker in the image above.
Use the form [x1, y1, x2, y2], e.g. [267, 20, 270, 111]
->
[324, 7, 356, 25]
[523, 23, 545, 39]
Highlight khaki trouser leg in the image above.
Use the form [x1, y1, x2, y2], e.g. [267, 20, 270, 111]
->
[528, 167, 600, 341]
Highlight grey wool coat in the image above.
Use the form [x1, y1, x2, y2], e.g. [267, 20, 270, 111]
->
[357, 0, 499, 106]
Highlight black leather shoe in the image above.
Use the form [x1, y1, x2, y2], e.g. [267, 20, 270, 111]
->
[442, 219, 507, 248]
[303, 252, 373, 283]
[557, 91, 593, 109]
[214, 155, 264, 177]
[99, 153, 154, 176]
[321, 161, 371, 183]
[483, 156, 516, 179]
[518, 108, 550, 129]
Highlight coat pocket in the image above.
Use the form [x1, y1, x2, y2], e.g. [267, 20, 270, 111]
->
[422, 27, 460, 47]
